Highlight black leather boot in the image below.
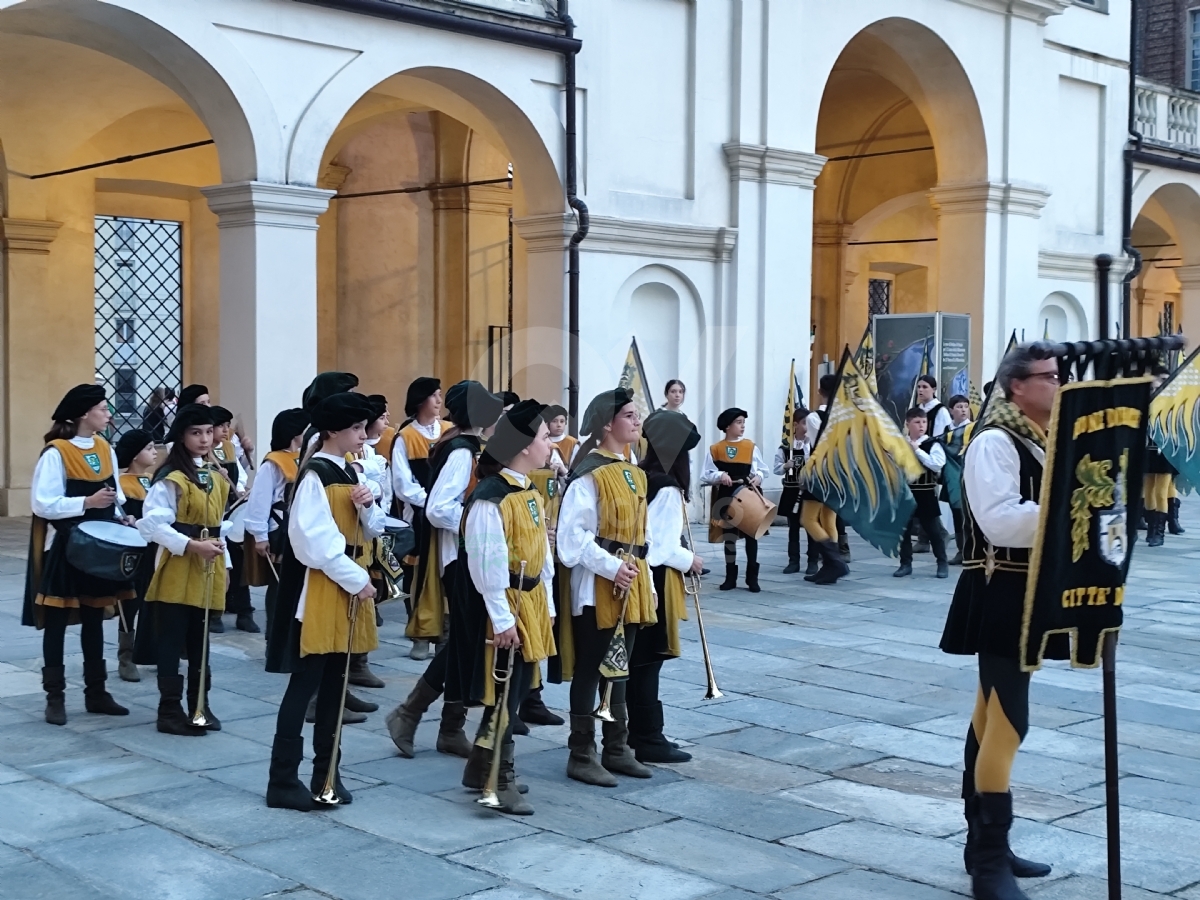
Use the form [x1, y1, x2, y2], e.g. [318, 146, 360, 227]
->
[718, 564, 738, 591]
[811, 541, 848, 585]
[1169, 497, 1186, 535]
[83, 660, 128, 716]
[972, 793, 1031, 900]
[962, 775, 1051, 879]
[1148, 511, 1166, 547]
[745, 563, 761, 593]
[157, 675, 206, 736]
[266, 736, 315, 811]
[782, 556, 801, 575]
[519, 687, 564, 726]
[629, 701, 691, 764]
[187, 666, 220, 730]
[43, 665, 66, 726]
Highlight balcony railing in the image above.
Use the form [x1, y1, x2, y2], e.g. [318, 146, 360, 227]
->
[1136, 77, 1200, 154]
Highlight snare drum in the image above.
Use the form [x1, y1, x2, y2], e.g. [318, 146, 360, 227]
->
[382, 515, 416, 561]
[727, 485, 778, 540]
[66, 520, 148, 583]
[226, 498, 249, 544]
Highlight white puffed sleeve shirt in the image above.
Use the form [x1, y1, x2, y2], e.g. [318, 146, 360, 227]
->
[31, 436, 126, 522]
[556, 453, 651, 616]
[426, 446, 473, 574]
[138, 460, 232, 568]
[911, 439, 946, 476]
[243, 458, 287, 544]
[963, 429, 1044, 549]
[464, 469, 556, 633]
[289, 451, 386, 620]
[646, 485, 694, 573]
[391, 419, 441, 511]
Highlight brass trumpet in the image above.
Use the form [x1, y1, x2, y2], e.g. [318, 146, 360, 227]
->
[594, 551, 634, 723]
[315, 513, 365, 806]
[191, 526, 217, 727]
[478, 560, 526, 809]
[682, 499, 722, 701]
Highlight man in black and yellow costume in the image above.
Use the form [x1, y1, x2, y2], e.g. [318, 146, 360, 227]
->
[940, 346, 1058, 900]
[459, 400, 557, 814]
[557, 387, 657, 786]
[265, 392, 384, 811]
[701, 407, 769, 592]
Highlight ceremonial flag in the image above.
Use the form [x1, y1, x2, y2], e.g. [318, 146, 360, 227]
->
[853, 325, 878, 395]
[1149, 344, 1200, 491]
[967, 381, 983, 420]
[970, 330, 1020, 441]
[781, 359, 803, 449]
[618, 337, 653, 423]
[802, 349, 924, 557]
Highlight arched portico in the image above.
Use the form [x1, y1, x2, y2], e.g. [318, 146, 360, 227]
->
[1131, 180, 1200, 339]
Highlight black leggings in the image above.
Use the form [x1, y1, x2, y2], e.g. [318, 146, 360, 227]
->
[151, 603, 205, 678]
[474, 653, 534, 747]
[626, 658, 662, 709]
[42, 605, 105, 669]
[569, 605, 638, 715]
[723, 536, 758, 566]
[276, 652, 348, 743]
[225, 543, 253, 615]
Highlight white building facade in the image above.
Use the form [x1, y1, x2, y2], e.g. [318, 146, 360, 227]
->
[0, 0, 1184, 514]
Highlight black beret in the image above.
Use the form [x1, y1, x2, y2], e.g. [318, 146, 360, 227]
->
[484, 400, 547, 464]
[166, 404, 214, 444]
[642, 410, 700, 470]
[52, 384, 107, 422]
[366, 394, 389, 423]
[543, 404, 568, 421]
[444, 380, 503, 429]
[115, 429, 154, 469]
[302, 372, 359, 411]
[404, 377, 441, 417]
[581, 388, 634, 436]
[500, 391, 521, 408]
[270, 408, 309, 452]
[310, 392, 374, 433]
[717, 407, 748, 431]
[178, 384, 209, 407]
[209, 405, 234, 426]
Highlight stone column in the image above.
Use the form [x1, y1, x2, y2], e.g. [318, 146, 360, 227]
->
[723, 143, 825, 446]
[1175, 265, 1200, 338]
[1, 218, 63, 515]
[316, 165, 350, 372]
[512, 213, 571, 411]
[200, 182, 333, 460]
[466, 185, 514, 387]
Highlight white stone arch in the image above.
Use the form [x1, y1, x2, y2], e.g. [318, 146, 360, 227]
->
[0, 0, 277, 182]
[1133, 177, 1200, 267]
[1038, 291, 1087, 343]
[291, 62, 563, 217]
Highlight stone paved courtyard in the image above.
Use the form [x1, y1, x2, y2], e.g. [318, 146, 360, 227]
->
[1, 512, 1198, 900]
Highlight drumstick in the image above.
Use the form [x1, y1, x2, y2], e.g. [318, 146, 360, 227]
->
[265, 555, 279, 582]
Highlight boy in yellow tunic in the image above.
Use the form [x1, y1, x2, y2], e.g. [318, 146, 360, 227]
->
[137, 404, 230, 736]
[114, 429, 159, 682]
[265, 392, 384, 812]
[458, 400, 557, 814]
[700, 407, 770, 593]
[557, 388, 657, 786]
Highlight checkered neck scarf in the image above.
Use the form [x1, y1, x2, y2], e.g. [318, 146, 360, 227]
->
[983, 396, 1047, 451]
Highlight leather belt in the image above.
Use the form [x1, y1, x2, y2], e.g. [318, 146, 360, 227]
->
[344, 544, 368, 558]
[175, 523, 220, 539]
[508, 572, 540, 592]
[594, 537, 648, 559]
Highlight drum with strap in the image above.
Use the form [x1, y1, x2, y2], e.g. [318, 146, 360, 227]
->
[66, 520, 148, 583]
[225, 497, 249, 544]
[727, 484, 777, 540]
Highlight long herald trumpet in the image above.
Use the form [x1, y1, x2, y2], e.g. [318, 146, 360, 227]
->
[191, 525, 217, 727]
[594, 551, 634, 723]
[682, 498, 722, 700]
[478, 560, 526, 809]
[315, 511, 365, 806]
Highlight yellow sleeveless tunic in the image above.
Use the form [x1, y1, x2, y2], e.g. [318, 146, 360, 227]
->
[299, 481, 380, 657]
[590, 457, 656, 629]
[263, 450, 299, 484]
[145, 469, 230, 609]
[119, 473, 150, 503]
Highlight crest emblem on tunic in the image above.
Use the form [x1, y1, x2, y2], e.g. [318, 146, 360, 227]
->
[138, 476, 151, 490]
[725, 446, 738, 460]
[84, 452, 102, 473]
[546, 479, 556, 498]
[622, 469, 637, 492]
[525, 496, 540, 526]
[214, 446, 227, 461]
[198, 470, 212, 492]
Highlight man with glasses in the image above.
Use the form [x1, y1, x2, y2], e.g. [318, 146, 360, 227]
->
[940, 346, 1060, 900]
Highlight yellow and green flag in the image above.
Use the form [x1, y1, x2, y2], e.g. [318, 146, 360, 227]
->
[853, 325, 878, 395]
[618, 337, 653, 423]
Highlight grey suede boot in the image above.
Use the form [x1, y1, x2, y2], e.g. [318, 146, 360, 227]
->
[117, 631, 140, 682]
[436, 701, 473, 758]
[566, 713, 618, 787]
[600, 703, 652, 778]
[385, 677, 440, 758]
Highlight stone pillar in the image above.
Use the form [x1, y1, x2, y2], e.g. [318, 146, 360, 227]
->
[1175, 265, 1200, 338]
[512, 213, 570, 411]
[811, 222, 852, 387]
[316, 165, 350, 373]
[723, 144, 825, 449]
[466, 185, 514, 386]
[928, 182, 1048, 380]
[1, 218, 63, 515]
[200, 182, 333, 461]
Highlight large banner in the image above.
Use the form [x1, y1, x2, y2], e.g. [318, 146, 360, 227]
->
[1149, 344, 1200, 492]
[1020, 378, 1152, 671]
[874, 315, 936, 427]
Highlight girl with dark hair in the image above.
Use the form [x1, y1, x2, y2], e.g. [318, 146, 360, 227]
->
[24, 384, 132, 725]
[662, 379, 686, 411]
[631, 409, 703, 764]
[136, 404, 230, 736]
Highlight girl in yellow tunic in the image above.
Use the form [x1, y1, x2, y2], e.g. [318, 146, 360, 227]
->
[266, 392, 384, 812]
[114, 429, 159, 682]
[631, 409, 703, 764]
[24, 383, 132, 725]
[137, 404, 230, 737]
[557, 388, 657, 787]
[458, 400, 557, 815]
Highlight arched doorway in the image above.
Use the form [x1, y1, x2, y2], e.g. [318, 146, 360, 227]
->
[1130, 181, 1200, 338]
[811, 19, 988, 386]
[295, 66, 565, 408]
[0, 1, 261, 514]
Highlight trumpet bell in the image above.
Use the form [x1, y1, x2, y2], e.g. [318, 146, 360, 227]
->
[704, 685, 724, 701]
[477, 790, 502, 808]
[312, 786, 343, 806]
[190, 709, 210, 728]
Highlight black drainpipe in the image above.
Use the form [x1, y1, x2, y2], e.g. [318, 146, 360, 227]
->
[559, 0, 588, 433]
[1121, 0, 1143, 339]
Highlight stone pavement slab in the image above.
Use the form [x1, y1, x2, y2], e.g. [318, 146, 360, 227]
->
[0, 858, 120, 900]
[0, 779, 141, 848]
[775, 868, 964, 900]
